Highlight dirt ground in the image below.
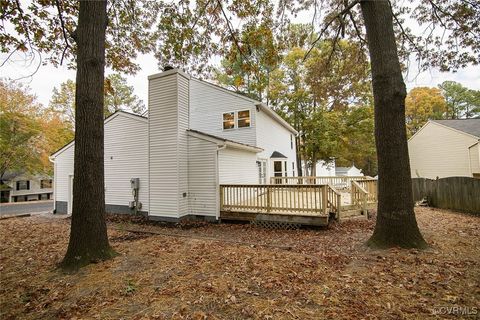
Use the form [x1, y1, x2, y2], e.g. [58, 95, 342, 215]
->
[0, 208, 479, 319]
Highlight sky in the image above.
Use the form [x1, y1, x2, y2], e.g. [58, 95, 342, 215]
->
[1, 4, 479, 107]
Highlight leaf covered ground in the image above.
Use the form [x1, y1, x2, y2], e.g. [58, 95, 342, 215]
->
[0, 208, 479, 319]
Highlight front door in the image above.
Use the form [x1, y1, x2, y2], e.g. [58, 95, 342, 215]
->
[273, 160, 286, 177]
[257, 160, 267, 184]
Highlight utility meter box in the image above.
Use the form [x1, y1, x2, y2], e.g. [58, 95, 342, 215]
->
[130, 178, 140, 190]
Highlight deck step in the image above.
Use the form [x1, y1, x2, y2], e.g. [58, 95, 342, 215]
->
[339, 209, 367, 222]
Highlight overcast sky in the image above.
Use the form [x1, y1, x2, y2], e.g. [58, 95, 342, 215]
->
[1, 5, 479, 107]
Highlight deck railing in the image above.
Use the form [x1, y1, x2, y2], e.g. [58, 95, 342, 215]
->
[220, 184, 334, 216]
[326, 184, 342, 219]
[270, 176, 367, 189]
[351, 181, 368, 213]
[356, 179, 378, 203]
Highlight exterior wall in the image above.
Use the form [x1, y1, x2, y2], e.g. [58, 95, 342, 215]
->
[148, 71, 189, 218]
[408, 122, 479, 179]
[218, 148, 258, 184]
[54, 146, 74, 207]
[315, 160, 336, 176]
[7, 175, 53, 202]
[255, 109, 297, 180]
[189, 79, 257, 146]
[469, 143, 480, 175]
[104, 114, 149, 210]
[53, 113, 149, 213]
[188, 135, 218, 217]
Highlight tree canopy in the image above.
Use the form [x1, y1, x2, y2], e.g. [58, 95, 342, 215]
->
[0, 79, 73, 179]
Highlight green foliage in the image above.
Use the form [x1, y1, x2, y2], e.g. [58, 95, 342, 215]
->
[266, 33, 376, 176]
[0, 0, 160, 74]
[438, 81, 480, 119]
[49, 74, 145, 126]
[405, 87, 447, 136]
[0, 80, 73, 178]
[213, 19, 280, 101]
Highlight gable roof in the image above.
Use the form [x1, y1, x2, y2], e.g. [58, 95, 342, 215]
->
[50, 110, 147, 158]
[431, 119, 480, 138]
[270, 151, 287, 158]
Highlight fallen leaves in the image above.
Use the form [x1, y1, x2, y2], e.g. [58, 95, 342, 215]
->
[0, 208, 479, 319]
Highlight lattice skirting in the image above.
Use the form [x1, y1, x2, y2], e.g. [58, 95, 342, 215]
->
[251, 219, 301, 230]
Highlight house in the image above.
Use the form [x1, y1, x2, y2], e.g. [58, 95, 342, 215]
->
[335, 164, 364, 177]
[51, 68, 298, 220]
[408, 119, 480, 179]
[0, 172, 53, 203]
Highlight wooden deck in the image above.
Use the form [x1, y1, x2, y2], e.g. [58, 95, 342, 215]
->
[220, 179, 378, 226]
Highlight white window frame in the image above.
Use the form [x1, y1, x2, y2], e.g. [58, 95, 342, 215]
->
[222, 112, 235, 130]
[222, 109, 251, 130]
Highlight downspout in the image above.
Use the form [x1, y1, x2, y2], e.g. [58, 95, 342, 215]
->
[216, 144, 227, 220]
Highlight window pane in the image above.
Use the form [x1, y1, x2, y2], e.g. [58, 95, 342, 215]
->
[237, 119, 250, 128]
[223, 112, 235, 129]
[238, 110, 249, 119]
[223, 112, 234, 121]
[237, 110, 250, 128]
[274, 161, 282, 172]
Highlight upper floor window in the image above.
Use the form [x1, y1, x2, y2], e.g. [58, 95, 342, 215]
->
[41, 179, 52, 189]
[223, 112, 235, 130]
[16, 180, 29, 191]
[223, 110, 251, 130]
[290, 134, 294, 149]
[237, 110, 250, 128]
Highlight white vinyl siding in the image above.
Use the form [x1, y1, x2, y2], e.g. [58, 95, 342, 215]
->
[53, 146, 74, 204]
[469, 143, 480, 175]
[189, 79, 257, 146]
[148, 72, 190, 218]
[218, 148, 258, 184]
[178, 75, 189, 217]
[188, 135, 218, 216]
[104, 115, 149, 209]
[255, 110, 297, 179]
[408, 122, 479, 179]
[53, 113, 149, 210]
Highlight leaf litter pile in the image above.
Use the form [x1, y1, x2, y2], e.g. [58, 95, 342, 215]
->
[0, 207, 479, 319]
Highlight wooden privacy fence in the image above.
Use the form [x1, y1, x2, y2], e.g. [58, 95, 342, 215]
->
[270, 176, 367, 189]
[412, 177, 480, 214]
[220, 184, 336, 216]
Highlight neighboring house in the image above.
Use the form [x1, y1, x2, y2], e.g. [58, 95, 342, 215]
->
[302, 159, 336, 176]
[315, 159, 336, 176]
[335, 164, 364, 177]
[0, 173, 53, 203]
[408, 119, 480, 179]
[51, 68, 298, 220]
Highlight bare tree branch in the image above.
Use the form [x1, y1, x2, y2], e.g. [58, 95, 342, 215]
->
[303, 0, 361, 61]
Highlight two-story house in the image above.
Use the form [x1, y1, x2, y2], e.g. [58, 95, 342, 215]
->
[1, 173, 53, 203]
[51, 68, 298, 221]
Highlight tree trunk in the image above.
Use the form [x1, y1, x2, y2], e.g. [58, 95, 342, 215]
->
[61, 0, 116, 270]
[360, 0, 427, 249]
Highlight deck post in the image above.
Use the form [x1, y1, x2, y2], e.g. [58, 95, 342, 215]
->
[219, 186, 224, 212]
[322, 185, 328, 216]
[336, 193, 341, 220]
[266, 185, 271, 213]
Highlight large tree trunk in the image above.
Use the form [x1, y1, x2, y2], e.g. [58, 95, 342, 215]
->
[360, 0, 427, 249]
[61, 0, 115, 270]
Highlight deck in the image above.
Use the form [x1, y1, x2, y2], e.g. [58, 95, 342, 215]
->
[220, 177, 377, 227]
